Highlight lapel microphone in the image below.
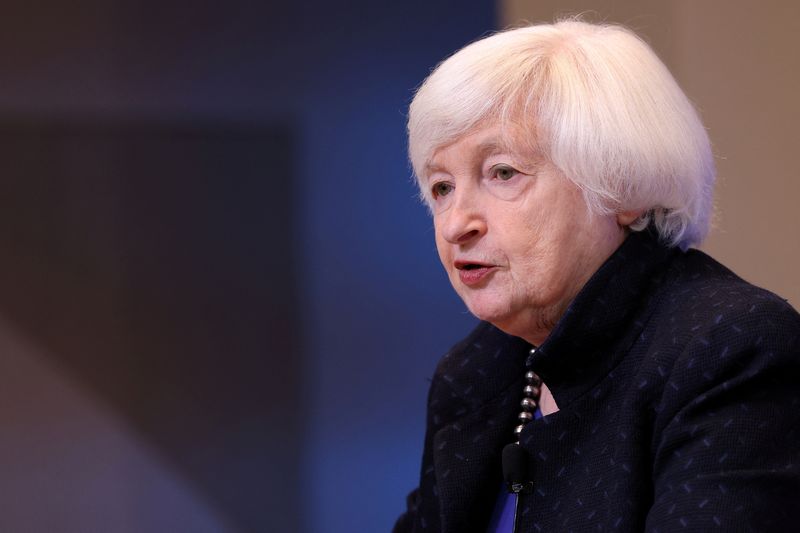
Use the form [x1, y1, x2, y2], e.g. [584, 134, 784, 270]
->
[502, 442, 533, 533]
[502, 442, 533, 494]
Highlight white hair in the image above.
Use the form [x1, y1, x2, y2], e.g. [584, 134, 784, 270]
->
[408, 19, 715, 249]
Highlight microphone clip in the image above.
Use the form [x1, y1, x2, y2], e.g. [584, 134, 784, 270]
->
[507, 480, 534, 494]
[502, 442, 534, 495]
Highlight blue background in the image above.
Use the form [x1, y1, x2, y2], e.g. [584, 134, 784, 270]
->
[0, 1, 493, 531]
[292, 4, 490, 530]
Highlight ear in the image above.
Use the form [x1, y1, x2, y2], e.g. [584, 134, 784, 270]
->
[616, 209, 644, 227]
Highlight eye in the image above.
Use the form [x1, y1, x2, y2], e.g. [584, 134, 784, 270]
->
[491, 164, 520, 181]
[431, 181, 454, 198]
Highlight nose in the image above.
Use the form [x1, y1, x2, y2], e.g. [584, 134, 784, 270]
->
[437, 190, 487, 245]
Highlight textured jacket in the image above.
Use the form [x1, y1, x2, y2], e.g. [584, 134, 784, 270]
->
[395, 229, 800, 532]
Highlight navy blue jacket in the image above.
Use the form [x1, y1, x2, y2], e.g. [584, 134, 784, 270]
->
[395, 229, 800, 532]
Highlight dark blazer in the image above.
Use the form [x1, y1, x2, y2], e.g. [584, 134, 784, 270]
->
[395, 229, 800, 532]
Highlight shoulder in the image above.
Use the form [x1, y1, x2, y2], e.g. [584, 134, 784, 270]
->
[655, 248, 799, 348]
[640, 253, 800, 529]
[646, 247, 800, 433]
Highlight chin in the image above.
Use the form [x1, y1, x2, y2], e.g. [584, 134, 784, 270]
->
[465, 296, 553, 344]
[464, 298, 514, 328]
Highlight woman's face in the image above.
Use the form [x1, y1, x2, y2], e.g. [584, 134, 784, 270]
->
[426, 125, 627, 345]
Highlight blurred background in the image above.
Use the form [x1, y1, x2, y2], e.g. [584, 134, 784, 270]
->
[0, 1, 796, 532]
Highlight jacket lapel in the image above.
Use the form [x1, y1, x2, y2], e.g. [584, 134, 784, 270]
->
[432, 378, 522, 532]
[423, 322, 529, 532]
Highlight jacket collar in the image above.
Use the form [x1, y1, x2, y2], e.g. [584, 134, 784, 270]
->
[434, 227, 677, 411]
[531, 227, 677, 406]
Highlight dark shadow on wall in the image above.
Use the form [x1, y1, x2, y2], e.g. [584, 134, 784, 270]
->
[0, 118, 302, 532]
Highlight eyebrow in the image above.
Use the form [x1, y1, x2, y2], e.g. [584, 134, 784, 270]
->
[424, 136, 514, 176]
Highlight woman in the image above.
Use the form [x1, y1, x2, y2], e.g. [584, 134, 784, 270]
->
[395, 20, 800, 533]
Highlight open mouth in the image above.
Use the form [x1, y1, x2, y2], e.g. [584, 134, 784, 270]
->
[455, 261, 492, 271]
[455, 261, 495, 285]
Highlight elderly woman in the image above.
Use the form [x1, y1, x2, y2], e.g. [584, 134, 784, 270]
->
[394, 20, 800, 533]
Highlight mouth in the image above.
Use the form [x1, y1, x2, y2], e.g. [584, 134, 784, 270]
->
[454, 260, 494, 271]
[454, 260, 497, 286]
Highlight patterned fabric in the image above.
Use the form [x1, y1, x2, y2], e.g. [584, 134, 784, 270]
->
[394, 228, 800, 533]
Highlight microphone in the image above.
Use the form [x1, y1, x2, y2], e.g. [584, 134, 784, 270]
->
[502, 443, 533, 494]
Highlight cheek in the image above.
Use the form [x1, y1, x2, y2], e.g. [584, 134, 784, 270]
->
[506, 217, 578, 301]
[521, 247, 566, 293]
[503, 211, 551, 267]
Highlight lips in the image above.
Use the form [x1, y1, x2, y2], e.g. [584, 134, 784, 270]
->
[455, 260, 497, 286]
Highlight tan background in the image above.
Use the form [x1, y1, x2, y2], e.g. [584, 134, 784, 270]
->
[502, 0, 800, 307]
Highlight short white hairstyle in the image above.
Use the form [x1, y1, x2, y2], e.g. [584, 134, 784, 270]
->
[408, 19, 715, 249]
